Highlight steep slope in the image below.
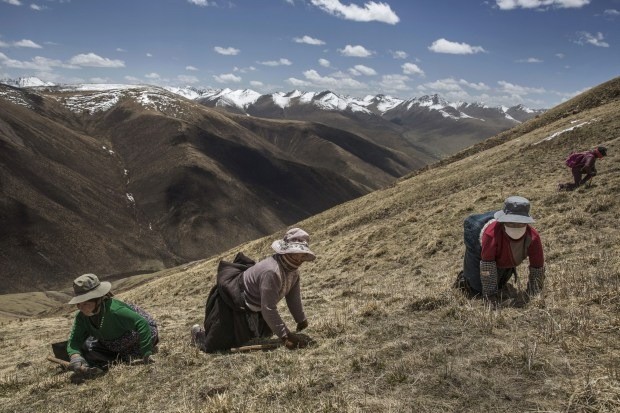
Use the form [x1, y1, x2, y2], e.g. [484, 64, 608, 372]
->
[0, 77, 617, 411]
[0, 86, 178, 293]
[0, 84, 410, 293]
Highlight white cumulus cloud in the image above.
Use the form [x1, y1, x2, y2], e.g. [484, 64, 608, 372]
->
[0, 52, 77, 70]
[145, 73, 160, 79]
[293, 35, 325, 45]
[258, 58, 292, 66]
[69, 53, 125, 68]
[349, 64, 377, 76]
[13, 39, 42, 48]
[319, 58, 331, 67]
[516, 57, 543, 63]
[402, 62, 424, 76]
[498, 80, 546, 95]
[214, 73, 242, 83]
[459, 79, 490, 91]
[423, 78, 465, 92]
[339, 44, 373, 57]
[90, 77, 112, 83]
[428, 38, 486, 54]
[495, 0, 590, 10]
[379, 74, 410, 91]
[188, 0, 214, 6]
[302, 69, 365, 88]
[287, 77, 312, 87]
[310, 0, 400, 24]
[233, 65, 256, 73]
[2, 0, 22, 5]
[391, 50, 408, 59]
[604, 9, 620, 17]
[185, 65, 198, 71]
[575, 31, 609, 47]
[214, 46, 240, 56]
[30, 4, 43, 10]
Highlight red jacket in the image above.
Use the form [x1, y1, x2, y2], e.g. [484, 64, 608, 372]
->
[481, 221, 544, 268]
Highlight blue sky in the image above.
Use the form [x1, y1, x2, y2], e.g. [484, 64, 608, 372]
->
[0, 0, 618, 108]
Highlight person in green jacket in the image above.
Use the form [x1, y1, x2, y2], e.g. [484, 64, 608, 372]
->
[57, 273, 158, 371]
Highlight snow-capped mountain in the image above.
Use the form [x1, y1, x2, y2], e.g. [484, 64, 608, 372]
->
[1, 77, 545, 161]
[195, 88, 404, 116]
[2, 77, 544, 124]
[190, 86, 544, 125]
[0, 76, 56, 88]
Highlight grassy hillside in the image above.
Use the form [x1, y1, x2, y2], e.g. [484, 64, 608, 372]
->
[0, 78, 619, 412]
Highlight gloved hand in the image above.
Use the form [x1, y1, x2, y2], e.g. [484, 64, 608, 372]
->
[142, 355, 155, 365]
[527, 267, 545, 296]
[485, 293, 499, 307]
[296, 319, 308, 332]
[480, 261, 499, 299]
[69, 355, 89, 372]
[281, 332, 308, 350]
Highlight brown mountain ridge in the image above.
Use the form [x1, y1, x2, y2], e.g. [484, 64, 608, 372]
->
[1, 83, 430, 293]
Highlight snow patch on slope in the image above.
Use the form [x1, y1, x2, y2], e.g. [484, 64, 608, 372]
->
[0, 88, 33, 109]
[534, 119, 593, 145]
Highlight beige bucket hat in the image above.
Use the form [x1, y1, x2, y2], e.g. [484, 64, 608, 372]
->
[67, 273, 112, 305]
[271, 228, 316, 261]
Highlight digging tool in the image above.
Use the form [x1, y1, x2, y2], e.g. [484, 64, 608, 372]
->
[230, 343, 281, 353]
[46, 356, 103, 376]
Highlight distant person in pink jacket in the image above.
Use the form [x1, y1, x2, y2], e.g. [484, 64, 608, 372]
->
[558, 146, 607, 191]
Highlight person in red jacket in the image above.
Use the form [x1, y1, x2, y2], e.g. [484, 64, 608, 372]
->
[558, 146, 607, 191]
[459, 196, 545, 302]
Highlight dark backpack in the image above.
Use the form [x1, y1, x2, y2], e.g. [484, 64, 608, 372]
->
[565, 152, 585, 168]
[463, 210, 497, 256]
[455, 211, 498, 294]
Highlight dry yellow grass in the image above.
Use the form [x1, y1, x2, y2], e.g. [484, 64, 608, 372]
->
[0, 79, 619, 412]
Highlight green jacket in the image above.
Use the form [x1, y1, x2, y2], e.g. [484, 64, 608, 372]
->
[67, 298, 154, 357]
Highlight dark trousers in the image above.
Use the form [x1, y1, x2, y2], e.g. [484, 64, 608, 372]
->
[462, 227, 516, 294]
[202, 284, 272, 353]
[561, 166, 596, 190]
[51, 339, 123, 369]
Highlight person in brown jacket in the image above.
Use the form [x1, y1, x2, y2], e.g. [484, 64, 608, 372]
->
[190, 228, 315, 352]
[558, 146, 607, 191]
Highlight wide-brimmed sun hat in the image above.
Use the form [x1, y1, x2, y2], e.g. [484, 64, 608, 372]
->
[494, 196, 535, 224]
[271, 228, 316, 261]
[67, 273, 112, 305]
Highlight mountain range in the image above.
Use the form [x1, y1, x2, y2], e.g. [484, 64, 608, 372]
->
[0, 76, 617, 412]
[0, 77, 543, 293]
[181, 85, 544, 157]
